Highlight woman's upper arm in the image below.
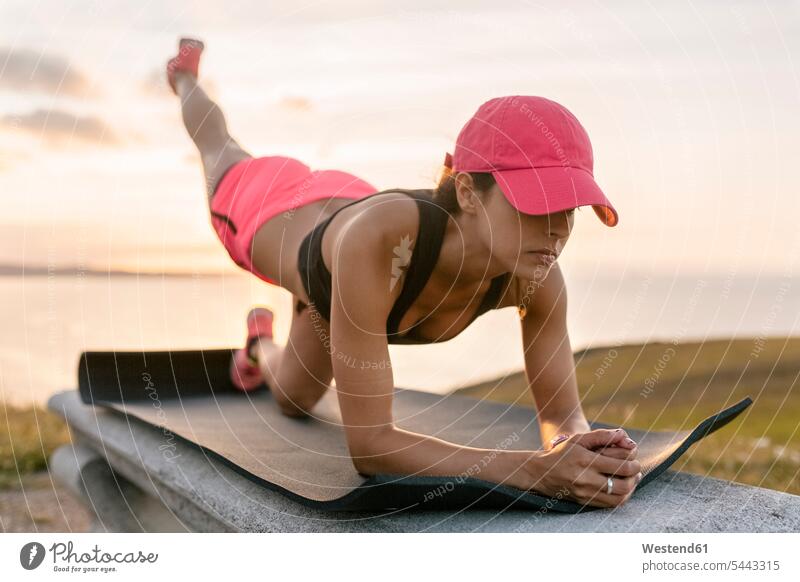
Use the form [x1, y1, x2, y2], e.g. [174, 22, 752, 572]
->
[519, 262, 568, 347]
[328, 217, 399, 459]
[516, 263, 575, 407]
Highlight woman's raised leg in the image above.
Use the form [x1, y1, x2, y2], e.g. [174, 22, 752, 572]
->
[169, 41, 251, 197]
[169, 40, 331, 414]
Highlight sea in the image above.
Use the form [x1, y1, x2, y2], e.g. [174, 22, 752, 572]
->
[1, 269, 797, 406]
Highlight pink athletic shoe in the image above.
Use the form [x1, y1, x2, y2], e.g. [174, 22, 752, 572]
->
[166, 37, 205, 95]
[229, 307, 274, 392]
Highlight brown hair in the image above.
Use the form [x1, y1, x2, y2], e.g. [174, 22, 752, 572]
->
[431, 164, 497, 214]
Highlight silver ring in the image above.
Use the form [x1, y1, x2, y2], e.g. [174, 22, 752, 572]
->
[606, 476, 614, 495]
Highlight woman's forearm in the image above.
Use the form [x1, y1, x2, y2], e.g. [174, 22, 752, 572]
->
[353, 426, 536, 491]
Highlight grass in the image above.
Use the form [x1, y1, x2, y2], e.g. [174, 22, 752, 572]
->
[456, 336, 800, 495]
[0, 403, 71, 489]
[2, 336, 798, 495]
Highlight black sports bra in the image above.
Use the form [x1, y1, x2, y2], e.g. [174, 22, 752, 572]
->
[297, 189, 511, 345]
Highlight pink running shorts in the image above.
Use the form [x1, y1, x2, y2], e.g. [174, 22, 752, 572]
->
[208, 155, 377, 285]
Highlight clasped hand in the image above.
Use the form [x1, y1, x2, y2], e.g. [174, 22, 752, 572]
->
[533, 428, 643, 508]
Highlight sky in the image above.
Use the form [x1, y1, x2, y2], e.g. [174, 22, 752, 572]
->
[1, 0, 799, 277]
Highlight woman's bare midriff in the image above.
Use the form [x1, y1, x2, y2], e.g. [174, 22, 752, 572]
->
[249, 198, 360, 304]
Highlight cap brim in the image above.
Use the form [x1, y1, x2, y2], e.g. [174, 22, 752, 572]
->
[491, 166, 619, 227]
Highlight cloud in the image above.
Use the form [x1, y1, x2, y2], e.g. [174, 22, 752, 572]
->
[2, 108, 118, 145]
[0, 149, 29, 170]
[140, 67, 175, 96]
[0, 47, 91, 96]
[278, 96, 313, 112]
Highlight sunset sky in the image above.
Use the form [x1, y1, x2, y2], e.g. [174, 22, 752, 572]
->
[1, 0, 798, 277]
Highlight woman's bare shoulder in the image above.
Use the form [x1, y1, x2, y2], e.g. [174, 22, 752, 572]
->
[322, 191, 424, 297]
[326, 190, 423, 257]
[325, 191, 425, 326]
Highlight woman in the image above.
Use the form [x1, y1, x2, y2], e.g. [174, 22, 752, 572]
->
[167, 38, 642, 508]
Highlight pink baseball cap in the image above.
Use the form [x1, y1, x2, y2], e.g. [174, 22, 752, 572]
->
[444, 95, 618, 227]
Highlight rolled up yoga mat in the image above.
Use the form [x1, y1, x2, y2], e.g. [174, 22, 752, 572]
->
[76, 349, 751, 513]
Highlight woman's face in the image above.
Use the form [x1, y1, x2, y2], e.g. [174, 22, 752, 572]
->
[461, 176, 575, 281]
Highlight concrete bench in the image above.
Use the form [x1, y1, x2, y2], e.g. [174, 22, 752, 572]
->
[48, 389, 800, 533]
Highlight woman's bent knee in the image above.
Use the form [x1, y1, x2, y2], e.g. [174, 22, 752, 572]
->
[278, 402, 310, 418]
[273, 390, 319, 418]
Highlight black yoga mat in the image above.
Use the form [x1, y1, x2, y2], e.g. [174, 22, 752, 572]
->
[77, 349, 752, 513]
